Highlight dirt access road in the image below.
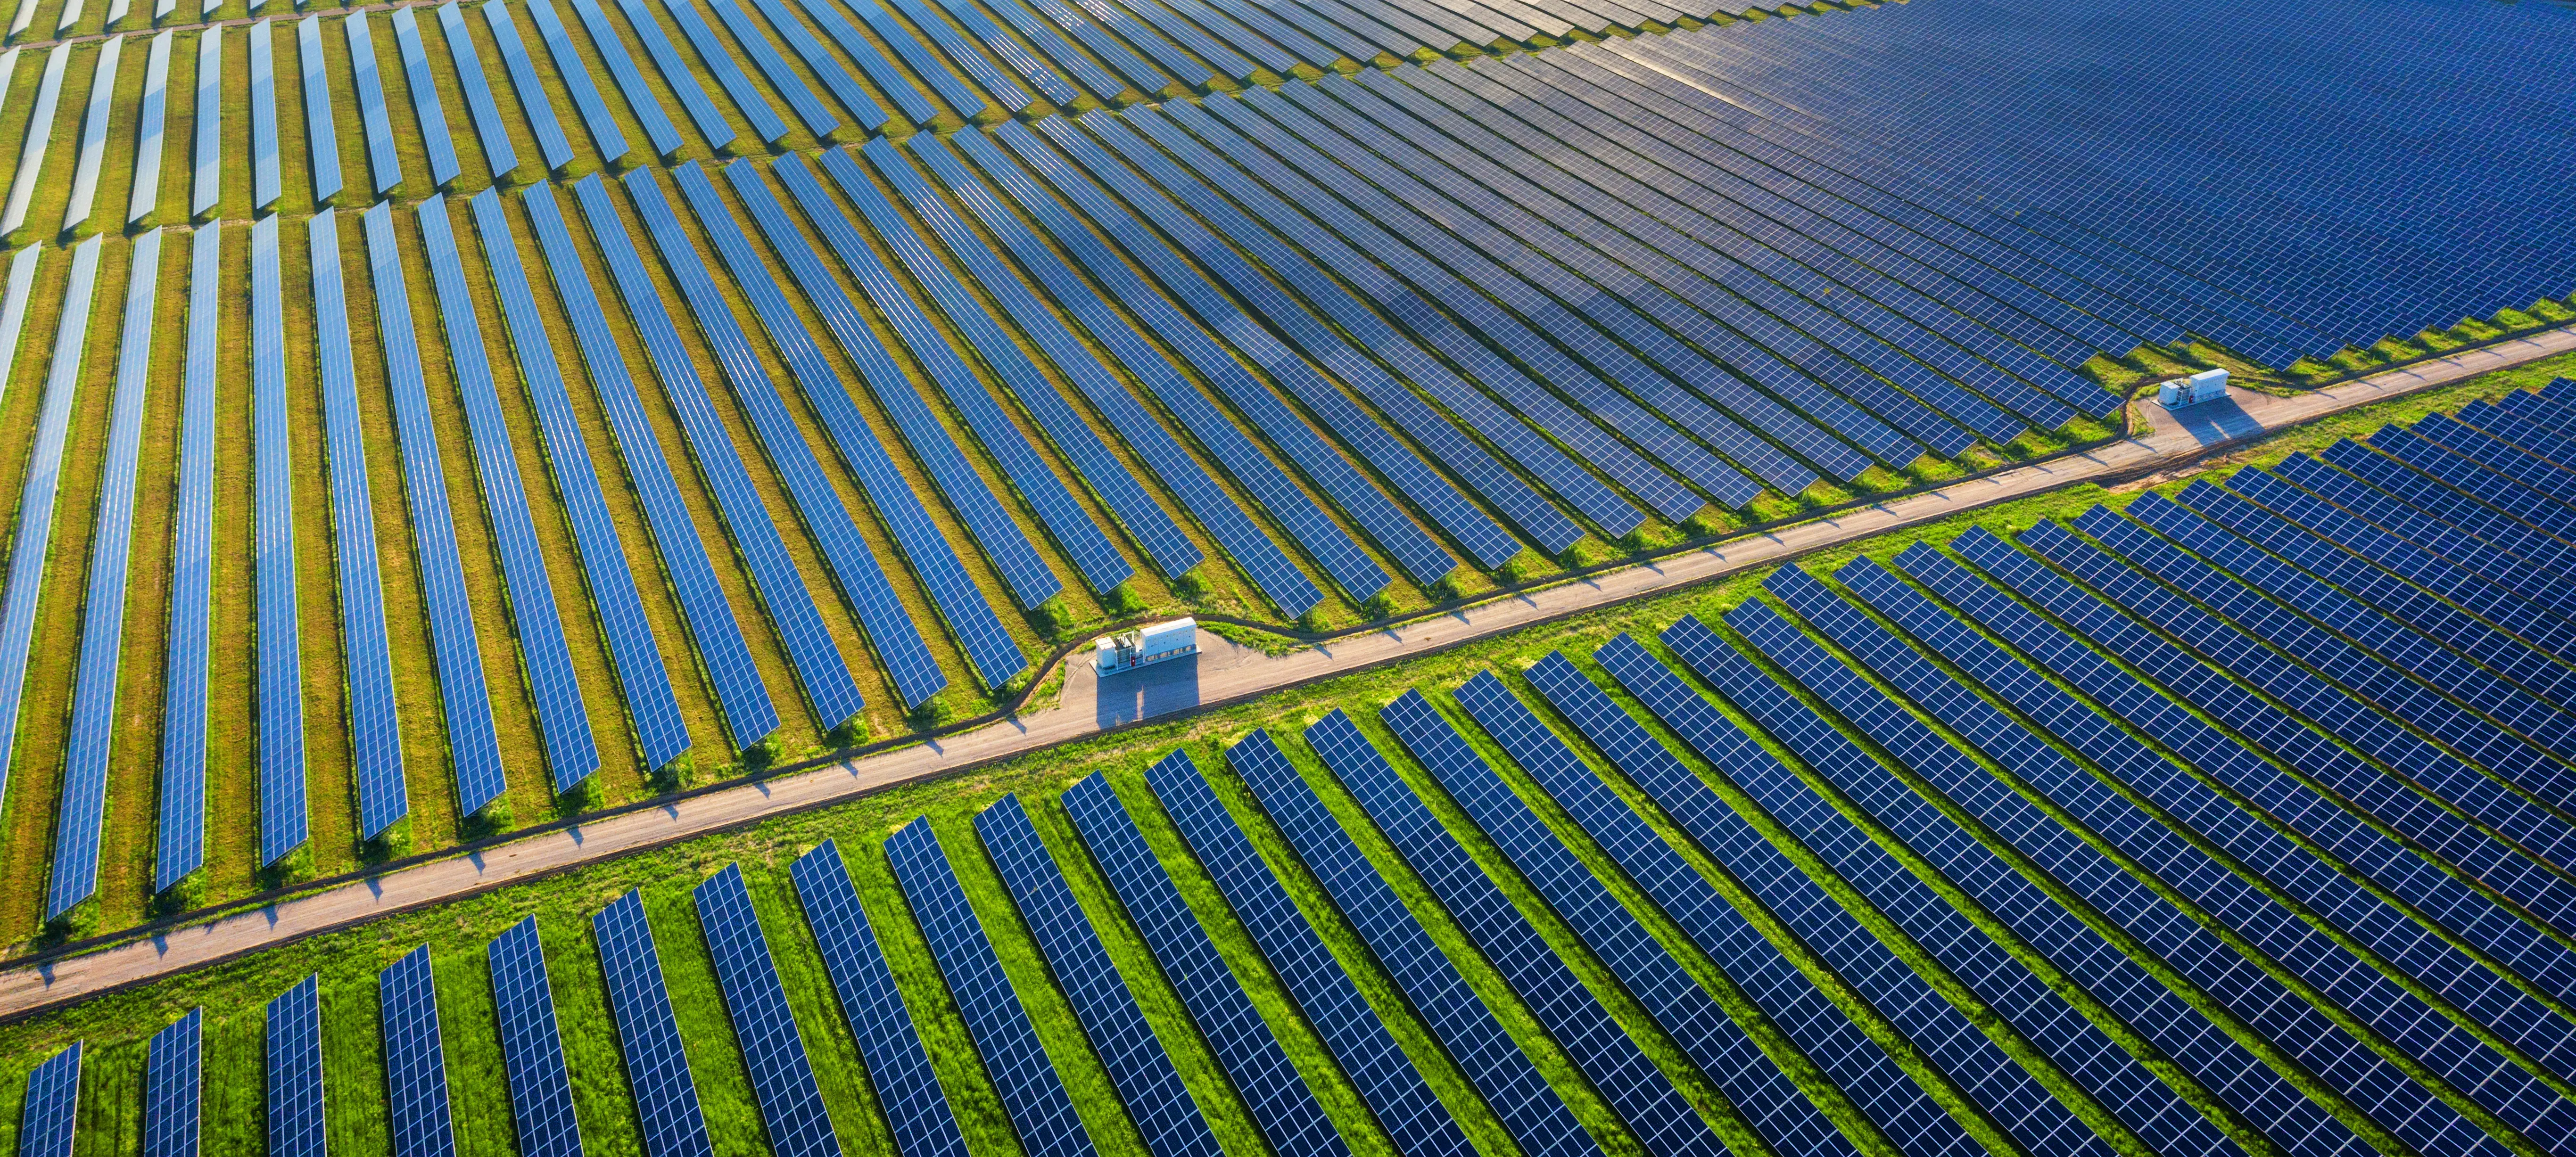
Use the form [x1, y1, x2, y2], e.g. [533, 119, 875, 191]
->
[6, 327, 2570, 1022]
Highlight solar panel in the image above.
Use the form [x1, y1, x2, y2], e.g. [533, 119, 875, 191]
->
[439, 1, 523, 179]
[613, 0, 741, 149]
[381, 945, 462, 1157]
[735, 0, 887, 131]
[59, 35, 120, 234]
[694, 864, 840, 1157]
[470, 188, 690, 770]
[694, 0, 842, 138]
[757, 154, 1125, 599]
[309, 209, 411, 841]
[789, 839, 973, 1157]
[0, 45, 71, 236]
[295, 17, 340, 205]
[0, 239, 98, 851]
[913, 0, 1078, 105]
[143, 1009, 202, 1157]
[48, 230, 160, 922]
[487, 917, 586, 1157]
[1140, 750, 1478, 1157]
[163, 227, 216, 890]
[719, 157, 1079, 608]
[190, 28, 218, 217]
[269, 976, 327, 1157]
[1334, 703, 1727, 1157]
[1226, 729, 1600, 1157]
[390, 8, 463, 187]
[2314, 441, 2576, 607]
[556, 0, 685, 158]
[1057, 772, 1350, 1157]
[128, 32, 173, 226]
[592, 890, 717, 1157]
[832, 0, 1007, 119]
[2273, 450, 2576, 629]
[250, 216, 307, 866]
[359, 202, 504, 819]
[1032, 0, 1201, 91]
[977, 794, 1225, 1157]
[772, 0, 938, 125]
[16, 1042, 79, 1157]
[481, 0, 578, 170]
[883, 818, 1096, 1157]
[519, 0, 638, 164]
[827, 143, 1192, 587]
[566, 173, 859, 730]
[2369, 427, 2576, 547]
[345, 15, 405, 194]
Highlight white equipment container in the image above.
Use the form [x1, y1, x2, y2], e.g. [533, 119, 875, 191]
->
[1097, 618, 1199, 676]
[2158, 368, 2230, 408]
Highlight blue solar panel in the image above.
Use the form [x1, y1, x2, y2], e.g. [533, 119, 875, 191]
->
[381, 945, 462, 1157]
[1140, 749, 1478, 1157]
[694, 864, 840, 1157]
[2369, 426, 2576, 547]
[1451, 671, 1865, 1157]
[915, 0, 1078, 104]
[268, 976, 327, 1157]
[1029, 0, 1201, 91]
[565, 0, 691, 157]
[48, 230, 159, 922]
[347, 14, 405, 194]
[883, 818, 1096, 1157]
[15, 1043, 79, 1157]
[592, 890, 717, 1157]
[391, 8, 464, 186]
[695, 0, 843, 138]
[250, 216, 307, 866]
[1057, 771, 1351, 1157]
[248, 24, 279, 208]
[309, 209, 411, 841]
[569, 173, 863, 729]
[717, 157, 1074, 609]
[143, 1009, 202, 1157]
[522, 0, 642, 163]
[360, 202, 504, 820]
[830, 144, 1194, 587]
[438, 1, 523, 178]
[826, 0, 999, 120]
[640, 164, 979, 700]
[161, 232, 212, 885]
[522, 181, 778, 751]
[470, 189, 689, 771]
[615, 0, 743, 149]
[487, 917, 586, 1157]
[2274, 450, 2576, 633]
[293, 17, 340, 205]
[0, 239, 97, 866]
[2313, 440, 2576, 612]
[0, 45, 66, 240]
[657, 0, 796, 142]
[190, 28, 218, 217]
[58, 36, 122, 236]
[736, 0, 888, 130]
[481, 0, 578, 171]
[1337, 703, 1727, 1157]
[970, 0, 1138, 102]
[1227, 728, 1602, 1157]
[773, 0, 937, 125]
[418, 194, 600, 788]
[758, 154, 1123, 599]
[789, 839, 973, 1157]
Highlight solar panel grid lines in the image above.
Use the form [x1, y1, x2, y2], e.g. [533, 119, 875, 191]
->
[151, 136, 205, 888]
[975, 793, 1228, 1157]
[381, 945, 464, 1157]
[625, 0, 760, 147]
[392, 7, 466, 187]
[269, 975, 328, 1157]
[440, 0, 525, 180]
[0, 44, 71, 237]
[144, 1009, 203, 1157]
[822, 143, 1197, 587]
[60, 34, 122, 234]
[907, 130, 1386, 606]
[566, 0, 693, 157]
[1052, 0, 1220, 90]
[347, 13, 406, 195]
[2369, 427, 2576, 548]
[487, 916, 587, 1157]
[789, 839, 976, 1157]
[1056, 770, 1355, 1157]
[592, 889, 719, 1157]
[483, 0, 582, 171]
[734, 0, 891, 132]
[1226, 728, 1605, 1157]
[645, 161, 999, 697]
[296, 16, 342, 205]
[520, 179, 780, 751]
[2410, 414, 2576, 512]
[190, 27, 219, 217]
[0, 238, 99, 844]
[701, 0, 855, 139]
[359, 201, 506, 820]
[2310, 442, 2576, 606]
[882, 817, 1098, 1157]
[872, 0, 1036, 116]
[1340, 700, 1733, 1157]
[983, 0, 1161, 101]
[524, 0, 648, 163]
[2449, 408, 2576, 505]
[416, 192, 601, 791]
[567, 172, 864, 728]
[1448, 670, 1868, 1157]
[693, 863, 842, 1157]
[1139, 747, 1482, 1157]
[251, 215, 309, 865]
[47, 229, 161, 923]
[2273, 450, 2576, 632]
[914, 0, 1082, 106]
[724, 154, 1085, 607]
[777, 0, 946, 126]
[15, 1042, 79, 1157]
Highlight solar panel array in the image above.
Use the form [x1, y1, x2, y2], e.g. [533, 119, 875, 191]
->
[295, 16, 339, 205]
[593, 890, 718, 1157]
[695, 864, 840, 1157]
[15, 1042, 79, 1157]
[143, 1009, 202, 1157]
[789, 839, 974, 1157]
[268, 976, 327, 1157]
[249, 215, 307, 867]
[487, 917, 586, 1157]
[380, 944, 462, 1157]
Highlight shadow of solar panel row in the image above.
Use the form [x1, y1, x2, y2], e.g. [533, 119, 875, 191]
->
[487, 916, 587, 1157]
[483, 0, 581, 172]
[977, 794, 1228, 1157]
[1058, 770, 1353, 1157]
[884, 818, 1096, 1157]
[361, 202, 510, 820]
[295, 17, 340, 204]
[593, 889, 719, 1157]
[440, 0, 523, 179]
[248, 216, 307, 866]
[791, 839, 976, 1157]
[0, 239, 90, 873]
[381, 945, 462, 1157]
[695, 863, 842, 1157]
[269, 976, 328, 1157]
[144, 1009, 201, 1157]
